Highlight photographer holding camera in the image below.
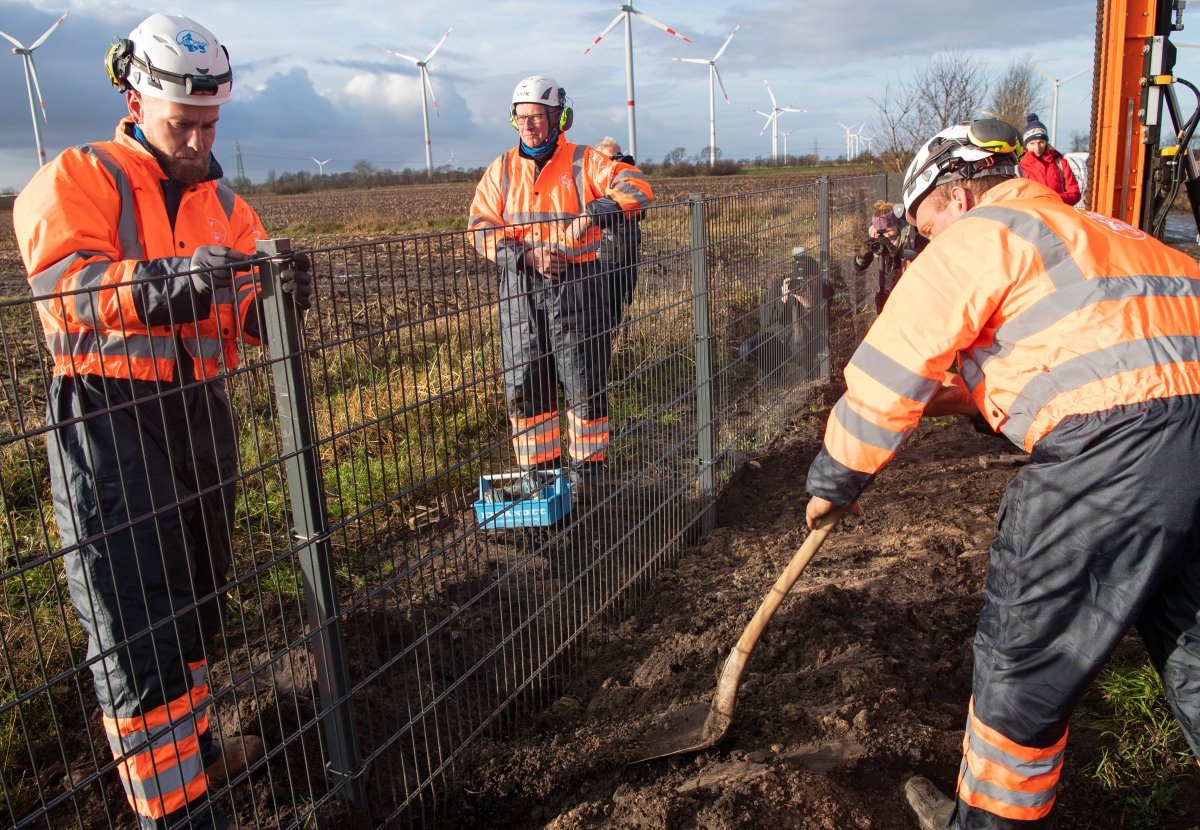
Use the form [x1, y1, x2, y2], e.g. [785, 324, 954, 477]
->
[739, 246, 833, 381]
[854, 200, 913, 313]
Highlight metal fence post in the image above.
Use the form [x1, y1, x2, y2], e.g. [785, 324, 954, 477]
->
[817, 177, 832, 380]
[877, 170, 889, 203]
[688, 195, 717, 535]
[257, 238, 366, 808]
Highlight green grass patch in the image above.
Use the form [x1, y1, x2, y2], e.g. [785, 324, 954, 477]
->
[1077, 657, 1196, 828]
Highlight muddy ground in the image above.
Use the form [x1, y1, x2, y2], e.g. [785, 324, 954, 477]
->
[441, 404, 1200, 830]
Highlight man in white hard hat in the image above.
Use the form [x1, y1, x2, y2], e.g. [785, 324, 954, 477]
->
[14, 13, 311, 828]
[470, 76, 653, 496]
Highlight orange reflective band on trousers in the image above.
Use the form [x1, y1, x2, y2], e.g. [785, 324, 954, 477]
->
[956, 698, 1066, 822]
[511, 411, 562, 467]
[102, 659, 210, 820]
[567, 411, 608, 463]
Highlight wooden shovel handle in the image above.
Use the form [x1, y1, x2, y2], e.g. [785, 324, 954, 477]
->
[733, 509, 841, 659]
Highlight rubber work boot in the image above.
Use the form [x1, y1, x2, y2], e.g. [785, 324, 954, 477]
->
[905, 776, 955, 830]
[205, 735, 265, 787]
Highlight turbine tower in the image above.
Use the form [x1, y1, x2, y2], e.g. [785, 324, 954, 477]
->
[1028, 61, 1089, 146]
[585, 4, 691, 161]
[780, 129, 793, 164]
[672, 23, 739, 167]
[0, 10, 70, 168]
[755, 81, 806, 163]
[311, 157, 331, 176]
[384, 25, 453, 179]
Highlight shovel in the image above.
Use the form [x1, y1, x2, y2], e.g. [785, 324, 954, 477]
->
[633, 509, 842, 762]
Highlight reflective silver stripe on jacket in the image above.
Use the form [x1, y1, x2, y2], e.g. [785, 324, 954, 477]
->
[82, 144, 144, 260]
[48, 330, 176, 362]
[960, 274, 1200, 391]
[850, 342, 942, 402]
[570, 144, 588, 214]
[967, 207, 1085, 291]
[1002, 334, 1200, 444]
[215, 183, 236, 220]
[831, 397, 912, 453]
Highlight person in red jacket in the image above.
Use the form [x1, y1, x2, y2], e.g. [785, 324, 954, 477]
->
[469, 76, 653, 497]
[1018, 113, 1081, 205]
[805, 118, 1200, 829]
[14, 14, 310, 829]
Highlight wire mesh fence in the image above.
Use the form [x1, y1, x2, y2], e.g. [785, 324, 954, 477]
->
[1, 172, 894, 828]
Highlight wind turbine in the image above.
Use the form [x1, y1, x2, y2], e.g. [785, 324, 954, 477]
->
[755, 81, 806, 163]
[1028, 61, 1089, 146]
[0, 10, 70, 168]
[311, 157, 331, 176]
[384, 25, 453, 179]
[672, 22, 739, 167]
[585, 4, 691, 161]
[836, 121, 864, 161]
[780, 129, 794, 164]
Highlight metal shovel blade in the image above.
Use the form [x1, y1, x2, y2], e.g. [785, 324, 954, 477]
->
[632, 511, 841, 763]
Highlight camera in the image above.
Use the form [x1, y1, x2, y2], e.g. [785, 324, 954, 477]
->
[868, 235, 891, 256]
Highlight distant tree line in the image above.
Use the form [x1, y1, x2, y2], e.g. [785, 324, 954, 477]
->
[227, 149, 877, 195]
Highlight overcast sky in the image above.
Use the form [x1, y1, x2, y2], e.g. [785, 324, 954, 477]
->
[2, 0, 1198, 190]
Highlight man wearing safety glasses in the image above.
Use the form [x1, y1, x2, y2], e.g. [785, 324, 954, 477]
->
[469, 76, 653, 498]
[803, 118, 1200, 829]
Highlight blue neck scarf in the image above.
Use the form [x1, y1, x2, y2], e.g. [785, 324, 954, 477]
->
[520, 128, 560, 159]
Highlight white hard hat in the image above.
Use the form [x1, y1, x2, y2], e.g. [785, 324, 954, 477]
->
[901, 118, 1021, 220]
[512, 75, 565, 108]
[117, 14, 233, 106]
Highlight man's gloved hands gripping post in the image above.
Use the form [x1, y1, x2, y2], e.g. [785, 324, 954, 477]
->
[190, 245, 313, 311]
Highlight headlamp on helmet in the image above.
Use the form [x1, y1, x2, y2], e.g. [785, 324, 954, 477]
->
[106, 14, 233, 106]
[901, 118, 1021, 221]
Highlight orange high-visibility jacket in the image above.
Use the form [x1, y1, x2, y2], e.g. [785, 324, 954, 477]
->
[14, 119, 265, 382]
[468, 134, 653, 267]
[808, 178, 1200, 504]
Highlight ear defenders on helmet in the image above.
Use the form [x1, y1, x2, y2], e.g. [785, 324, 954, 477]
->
[509, 105, 573, 131]
[105, 38, 134, 92]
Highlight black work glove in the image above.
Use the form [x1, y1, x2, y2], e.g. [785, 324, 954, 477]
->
[280, 254, 313, 310]
[856, 240, 873, 260]
[190, 245, 251, 296]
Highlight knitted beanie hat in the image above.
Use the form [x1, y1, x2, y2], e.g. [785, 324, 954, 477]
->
[871, 213, 900, 233]
[1023, 113, 1049, 144]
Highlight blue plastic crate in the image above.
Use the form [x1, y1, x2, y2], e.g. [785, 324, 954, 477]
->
[473, 469, 574, 530]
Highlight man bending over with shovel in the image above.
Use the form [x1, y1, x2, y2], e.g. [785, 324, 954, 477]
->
[804, 117, 1200, 829]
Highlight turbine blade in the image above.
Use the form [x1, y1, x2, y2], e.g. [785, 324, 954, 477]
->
[0, 29, 25, 49]
[712, 22, 740, 61]
[759, 113, 776, 137]
[30, 9, 69, 51]
[424, 26, 453, 64]
[27, 53, 48, 122]
[424, 68, 440, 117]
[1062, 67, 1088, 84]
[713, 65, 730, 105]
[383, 48, 422, 65]
[673, 57, 708, 64]
[633, 10, 691, 43]
[783, 107, 807, 114]
[1027, 62, 1054, 83]
[764, 80, 777, 108]
[585, 12, 625, 54]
